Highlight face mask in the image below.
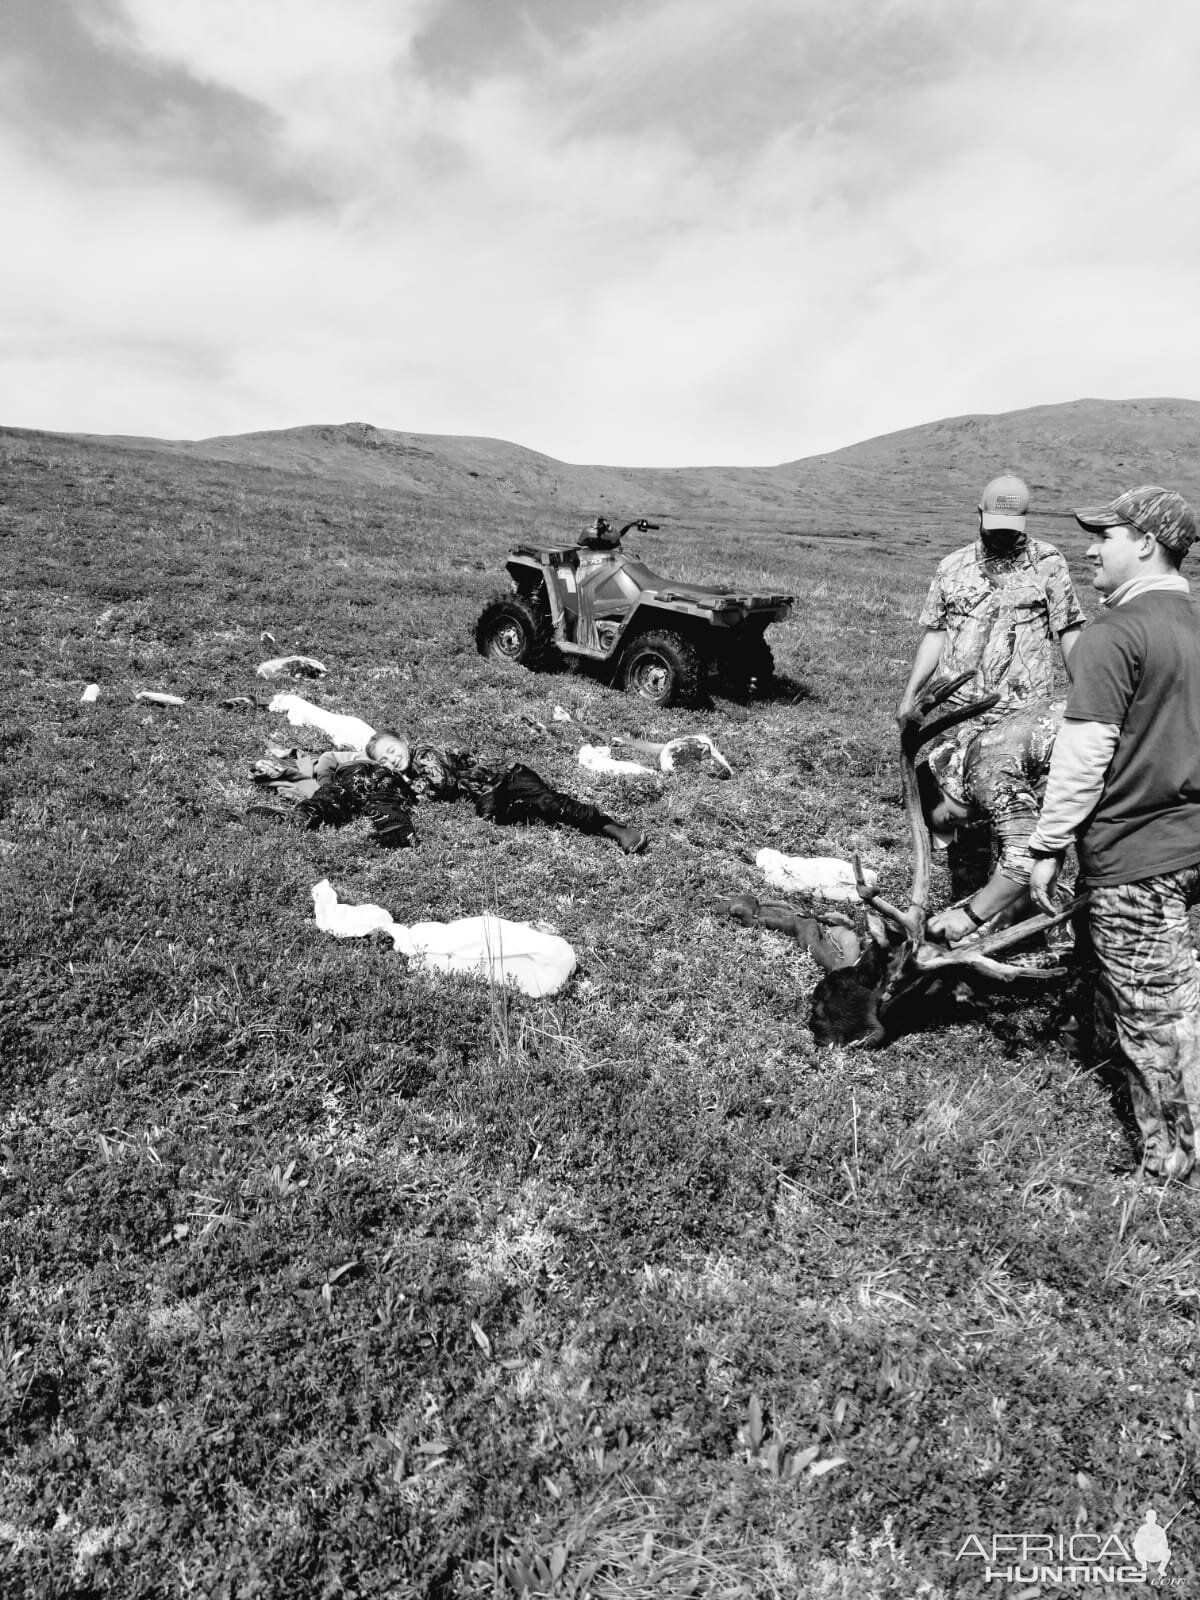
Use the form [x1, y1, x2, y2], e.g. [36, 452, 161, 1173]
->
[981, 529, 1025, 558]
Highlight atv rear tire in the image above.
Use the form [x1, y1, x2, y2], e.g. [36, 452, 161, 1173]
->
[618, 629, 701, 707]
[721, 636, 776, 699]
[475, 593, 551, 670]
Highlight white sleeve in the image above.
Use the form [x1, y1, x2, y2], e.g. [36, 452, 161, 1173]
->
[1027, 719, 1120, 855]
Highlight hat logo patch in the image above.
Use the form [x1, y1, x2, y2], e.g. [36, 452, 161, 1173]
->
[991, 494, 1023, 512]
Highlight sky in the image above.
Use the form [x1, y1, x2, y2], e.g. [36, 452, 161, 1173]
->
[2, 0, 1198, 466]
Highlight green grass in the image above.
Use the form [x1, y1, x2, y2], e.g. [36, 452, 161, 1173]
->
[1, 426, 1196, 1598]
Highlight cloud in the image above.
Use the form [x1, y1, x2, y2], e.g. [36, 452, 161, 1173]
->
[99, 0, 441, 188]
[1, 0, 1198, 463]
[0, 0, 329, 211]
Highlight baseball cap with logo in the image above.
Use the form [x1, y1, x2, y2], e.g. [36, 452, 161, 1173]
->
[1073, 485, 1198, 555]
[979, 474, 1030, 533]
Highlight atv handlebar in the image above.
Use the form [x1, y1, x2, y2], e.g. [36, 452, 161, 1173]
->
[580, 516, 660, 549]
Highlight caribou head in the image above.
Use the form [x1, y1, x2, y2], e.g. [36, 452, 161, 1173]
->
[801, 674, 1081, 1047]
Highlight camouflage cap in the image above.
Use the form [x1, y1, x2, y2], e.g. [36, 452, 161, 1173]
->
[1073, 485, 1198, 554]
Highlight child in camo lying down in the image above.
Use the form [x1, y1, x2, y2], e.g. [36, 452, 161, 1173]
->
[251, 728, 649, 855]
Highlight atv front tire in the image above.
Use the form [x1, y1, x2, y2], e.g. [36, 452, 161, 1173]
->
[475, 593, 551, 670]
[618, 629, 701, 707]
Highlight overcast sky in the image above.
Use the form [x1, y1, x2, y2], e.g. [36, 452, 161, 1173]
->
[2, 0, 1197, 465]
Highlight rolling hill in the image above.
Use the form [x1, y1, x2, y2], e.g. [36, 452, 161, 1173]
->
[13, 395, 1200, 548]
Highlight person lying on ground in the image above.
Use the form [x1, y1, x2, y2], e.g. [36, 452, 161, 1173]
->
[251, 740, 386, 799]
[252, 727, 649, 854]
[923, 697, 1065, 944]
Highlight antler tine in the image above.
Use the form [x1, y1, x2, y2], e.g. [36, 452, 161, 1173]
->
[895, 673, 1005, 943]
[947, 951, 1068, 983]
[911, 670, 1002, 754]
[915, 669, 977, 717]
[951, 896, 1086, 960]
[912, 895, 1087, 978]
[854, 715, 939, 944]
[914, 693, 1001, 754]
[896, 721, 932, 944]
[852, 852, 922, 941]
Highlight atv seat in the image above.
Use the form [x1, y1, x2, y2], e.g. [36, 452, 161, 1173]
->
[619, 560, 733, 599]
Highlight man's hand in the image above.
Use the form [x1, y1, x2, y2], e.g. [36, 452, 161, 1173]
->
[927, 906, 980, 945]
[896, 696, 921, 731]
[1029, 854, 1064, 915]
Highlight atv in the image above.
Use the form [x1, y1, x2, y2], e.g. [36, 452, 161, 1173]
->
[474, 518, 793, 707]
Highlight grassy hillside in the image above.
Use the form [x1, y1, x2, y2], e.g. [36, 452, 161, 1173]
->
[1, 414, 1197, 1597]
[80, 395, 1200, 545]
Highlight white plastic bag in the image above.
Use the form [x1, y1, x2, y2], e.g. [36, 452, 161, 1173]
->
[578, 743, 655, 777]
[657, 735, 733, 778]
[269, 693, 375, 750]
[257, 655, 328, 679]
[311, 881, 577, 997]
[756, 848, 875, 902]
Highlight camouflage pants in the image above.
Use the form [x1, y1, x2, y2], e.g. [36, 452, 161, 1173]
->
[1086, 865, 1200, 1181]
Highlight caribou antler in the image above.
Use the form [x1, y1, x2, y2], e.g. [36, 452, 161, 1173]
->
[908, 894, 1087, 981]
[813, 676, 1084, 1045]
[820, 887, 1087, 1048]
[854, 671, 1000, 945]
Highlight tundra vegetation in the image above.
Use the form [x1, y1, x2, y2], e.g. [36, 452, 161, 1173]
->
[1, 421, 1197, 1598]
